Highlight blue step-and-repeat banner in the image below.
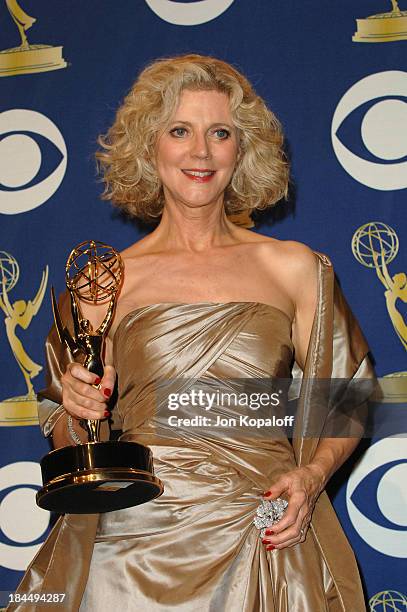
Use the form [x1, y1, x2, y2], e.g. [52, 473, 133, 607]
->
[0, 1, 406, 609]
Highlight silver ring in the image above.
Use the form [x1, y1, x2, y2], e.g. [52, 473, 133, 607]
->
[253, 498, 288, 539]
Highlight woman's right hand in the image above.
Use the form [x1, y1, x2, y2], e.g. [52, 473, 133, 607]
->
[61, 363, 117, 420]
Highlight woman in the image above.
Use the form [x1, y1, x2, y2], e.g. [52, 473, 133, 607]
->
[12, 55, 373, 611]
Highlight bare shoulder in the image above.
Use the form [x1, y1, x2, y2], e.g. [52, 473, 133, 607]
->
[278, 240, 318, 277]
[250, 238, 319, 317]
[256, 237, 318, 278]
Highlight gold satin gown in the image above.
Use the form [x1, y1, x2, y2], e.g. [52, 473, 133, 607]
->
[78, 301, 357, 611]
[11, 255, 371, 612]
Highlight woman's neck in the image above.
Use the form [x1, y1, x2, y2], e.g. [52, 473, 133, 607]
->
[149, 201, 240, 253]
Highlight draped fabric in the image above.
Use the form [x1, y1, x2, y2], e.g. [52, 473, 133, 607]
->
[8, 253, 373, 612]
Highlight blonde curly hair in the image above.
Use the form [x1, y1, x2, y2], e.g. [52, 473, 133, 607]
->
[96, 54, 289, 221]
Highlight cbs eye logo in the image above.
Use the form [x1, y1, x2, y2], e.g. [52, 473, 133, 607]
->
[0, 109, 67, 216]
[0, 462, 50, 571]
[331, 71, 407, 191]
[346, 436, 407, 558]
[144, 0, 235, 25]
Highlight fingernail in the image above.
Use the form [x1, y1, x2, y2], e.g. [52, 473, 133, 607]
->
[266, 545, 275, 550]
[103, 388, 111, 398]
[104, 410, 110, 418]
[265, 529, 275, 536]
[261, 538, 268, 544]
[263, 491, 272, 497]
[94, 377, 101, 385]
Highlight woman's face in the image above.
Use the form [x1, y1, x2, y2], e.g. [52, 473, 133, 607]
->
[155, 89, 240, 211]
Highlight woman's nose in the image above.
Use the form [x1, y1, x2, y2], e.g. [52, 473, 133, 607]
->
[190, 133, 211, 159]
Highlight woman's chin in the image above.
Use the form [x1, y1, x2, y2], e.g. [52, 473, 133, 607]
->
[165, 194, 225, 212]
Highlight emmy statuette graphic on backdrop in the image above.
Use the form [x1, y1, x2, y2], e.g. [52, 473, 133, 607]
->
[353, 0, 407, 42]
[352, 222, 407, 403]
[0, 251, 48, 426]
[369, 590, 407, 611]
[36, 240, 163, 514]
[0, 0, 67, 77]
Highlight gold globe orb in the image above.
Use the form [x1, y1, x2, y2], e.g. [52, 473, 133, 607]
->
[352, 222, 399, 269]
[66, 240, 123, 303]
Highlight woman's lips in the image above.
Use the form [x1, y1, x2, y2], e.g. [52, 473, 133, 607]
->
[181, 169, 216, 183]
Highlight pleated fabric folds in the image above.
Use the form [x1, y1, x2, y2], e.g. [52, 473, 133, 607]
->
[9, 253, 373, 612]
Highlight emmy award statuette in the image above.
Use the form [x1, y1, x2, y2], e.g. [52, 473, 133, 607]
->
[0, 0, 67, 77]
[0, 251, 48, 425]
[351, 222, 407, 402]
[353, 0, 407, 43]
[36, 240, 164, 514]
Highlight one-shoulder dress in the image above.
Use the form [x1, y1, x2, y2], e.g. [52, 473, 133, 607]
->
[10, 254, 374, 612]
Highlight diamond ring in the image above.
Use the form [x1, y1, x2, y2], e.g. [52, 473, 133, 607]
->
[253, 497, 288, 538]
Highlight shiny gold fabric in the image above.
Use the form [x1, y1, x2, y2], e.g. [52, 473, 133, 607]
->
[10, 253, 372, 612]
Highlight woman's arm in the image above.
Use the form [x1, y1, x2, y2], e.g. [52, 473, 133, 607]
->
[261, 436, 361, 551]
[52, 308, 116, 447]
[262, 245, 365, 550]
[306, 437, 360, 490]
[51, 360, 116, 448]
[291, 246, 362, 485]
[39, 290, 117, 449]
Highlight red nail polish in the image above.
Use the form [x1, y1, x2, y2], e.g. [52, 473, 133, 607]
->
[263, 491, 272, 497]
[103, 388, 111, 398]
[94, 377, 101, 385]
[261, 538, 268, 544]
[104, 410, 110, 418]
[266, 545, 275, 550]
[265, 529, 275, 536]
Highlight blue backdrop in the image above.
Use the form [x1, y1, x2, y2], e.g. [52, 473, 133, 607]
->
[0, 1, 406, 608]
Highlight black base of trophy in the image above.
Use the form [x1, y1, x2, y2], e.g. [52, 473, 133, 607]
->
[36, 441, 164, 514]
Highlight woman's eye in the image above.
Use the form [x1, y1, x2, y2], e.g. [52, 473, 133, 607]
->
[170, 127, 187, 137]
[214, 129, 230, 139]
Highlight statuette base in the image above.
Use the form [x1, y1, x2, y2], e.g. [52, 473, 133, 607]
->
[37, 441, 164, 514]
[353, 11, 407, 42]
[0, 45, 67, 77]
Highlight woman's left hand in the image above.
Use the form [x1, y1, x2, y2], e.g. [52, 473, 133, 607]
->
[261, 464, 326, 550]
